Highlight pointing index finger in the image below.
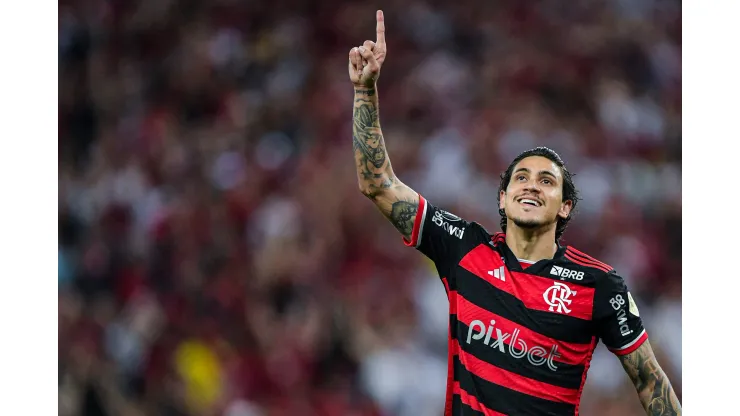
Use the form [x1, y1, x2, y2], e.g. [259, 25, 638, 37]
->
[376, 10, 386, 46]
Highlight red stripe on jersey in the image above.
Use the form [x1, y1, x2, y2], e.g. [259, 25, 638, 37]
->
[455, 294, 593, 365]
[454, 382, 508, 416]
[402, 196, 427, 248]
[574, 337, 598, 416]
[567, 247, 612, 270]
[563, 251, 611, 273]
[492, 233, 505, 245]
[459, 245, 595, 320]
[565, 248, 612, 272]
[455, 340, 580, 405]
[564, 252, 611, 273]
[609, 330, 649, 356]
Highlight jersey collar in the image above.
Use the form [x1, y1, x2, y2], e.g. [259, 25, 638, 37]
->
[490, 235, 567, 273]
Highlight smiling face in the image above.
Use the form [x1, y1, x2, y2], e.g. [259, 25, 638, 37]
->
[499, 156, 573, 232]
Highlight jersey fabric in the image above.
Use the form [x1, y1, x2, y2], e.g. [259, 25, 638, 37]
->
[403, 196, 648, 416]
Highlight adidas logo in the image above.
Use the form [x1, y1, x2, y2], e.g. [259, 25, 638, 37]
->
[488, 266, 506, 282]
[550, 265, 584, 281]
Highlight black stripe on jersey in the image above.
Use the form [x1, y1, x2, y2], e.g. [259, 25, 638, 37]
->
[457, 270, 594, 344]
[519, 261, 599, 288]
[454, 319, 585, 390]
[451, 394, 484, 416]
[454, 356, 576, 416]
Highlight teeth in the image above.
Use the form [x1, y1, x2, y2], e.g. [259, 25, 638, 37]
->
[521, 199, 539, 206]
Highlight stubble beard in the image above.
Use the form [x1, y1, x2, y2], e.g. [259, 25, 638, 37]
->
[511, 216, 548, 230]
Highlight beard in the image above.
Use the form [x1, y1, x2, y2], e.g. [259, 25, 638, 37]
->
[511, 216, 548, 229]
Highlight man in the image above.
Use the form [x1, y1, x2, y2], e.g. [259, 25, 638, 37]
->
[348, 10, 681, 416]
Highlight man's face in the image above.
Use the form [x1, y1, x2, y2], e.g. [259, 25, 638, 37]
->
[499, 156, 572, 232]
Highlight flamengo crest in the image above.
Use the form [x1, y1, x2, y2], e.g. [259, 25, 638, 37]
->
[543, 282, 576, 314]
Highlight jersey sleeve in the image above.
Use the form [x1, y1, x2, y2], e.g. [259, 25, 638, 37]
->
[593, 270, 649, 356]
[402, 195, 488, 271]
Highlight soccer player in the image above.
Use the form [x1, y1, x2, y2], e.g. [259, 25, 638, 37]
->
[348, 10, 681, 416]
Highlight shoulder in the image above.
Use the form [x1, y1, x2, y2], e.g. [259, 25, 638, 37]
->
[563, 246, 615, 275]
[556, 245, 624, 289]
[561, 246, 633, 298]
[424, 200, 495, 242]
[417, 198, 493, 251]
[465, 221, 495, 246]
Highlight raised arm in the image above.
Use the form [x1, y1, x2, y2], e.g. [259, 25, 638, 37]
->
[619, 341, 681, 415]
[348, 10, 419, 240]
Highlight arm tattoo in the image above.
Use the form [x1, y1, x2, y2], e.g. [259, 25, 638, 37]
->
[355, 88, 375, 97]
[351, 87, 419, 240]
[619, 341, 681, 415]
[353, 105, 387, 169]
[352, 87, 395, 198]
[389, 201, 418, 237]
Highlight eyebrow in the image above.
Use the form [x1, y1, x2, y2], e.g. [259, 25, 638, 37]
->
[514, 167, 558, 179]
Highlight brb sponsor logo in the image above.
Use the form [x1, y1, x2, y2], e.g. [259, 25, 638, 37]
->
[550, 265, 584, 281]
[466, 319, 561, 371]
[610, 294, 633, 337]
[543, 282, 577, 314]
[432, 210, 465, 239]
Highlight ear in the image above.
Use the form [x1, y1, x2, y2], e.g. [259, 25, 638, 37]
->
[558, 199, 573, 220]
[499, 190, 506, 211]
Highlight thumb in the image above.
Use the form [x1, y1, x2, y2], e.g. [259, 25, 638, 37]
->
[358, 46, 379, 72]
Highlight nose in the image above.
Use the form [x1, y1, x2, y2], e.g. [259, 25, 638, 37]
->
[523, 180, 541, 193]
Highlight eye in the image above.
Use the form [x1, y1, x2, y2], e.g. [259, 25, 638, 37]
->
[516, 175, 526, 181]
[542, 178, 552, 185]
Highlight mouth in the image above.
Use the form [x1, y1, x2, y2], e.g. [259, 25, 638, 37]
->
[518, 197, 542, 207]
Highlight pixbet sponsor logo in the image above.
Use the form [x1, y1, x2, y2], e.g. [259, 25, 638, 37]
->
[550, 265, 584, 281]
[543, 282, 577, 314]
[432, 210, 465, 239]
[466, 319, 561, 371]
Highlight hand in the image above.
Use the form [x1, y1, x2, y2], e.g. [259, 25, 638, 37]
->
[348, 10, 387, 88]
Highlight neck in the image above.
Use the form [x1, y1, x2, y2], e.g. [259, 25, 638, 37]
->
[505, 222, 558, 262]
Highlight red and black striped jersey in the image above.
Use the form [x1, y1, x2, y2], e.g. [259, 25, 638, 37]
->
[403, 196, 647, 416]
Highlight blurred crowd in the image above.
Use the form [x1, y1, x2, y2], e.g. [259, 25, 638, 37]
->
[58, 0, 681, 415]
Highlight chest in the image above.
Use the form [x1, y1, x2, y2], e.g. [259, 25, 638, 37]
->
[450, 244, 596, 342]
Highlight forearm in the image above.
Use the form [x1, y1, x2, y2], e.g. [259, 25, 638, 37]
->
[635, 369, 681, 415]
[352, 85, 397, 198]
[620, 341, 682, 415]
[352, 85, 419, 239]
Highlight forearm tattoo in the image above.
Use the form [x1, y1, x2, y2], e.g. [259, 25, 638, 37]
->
[619, 341, 681, 415]
[352, 87, 417, 240]
[352, 87, 396, 199]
